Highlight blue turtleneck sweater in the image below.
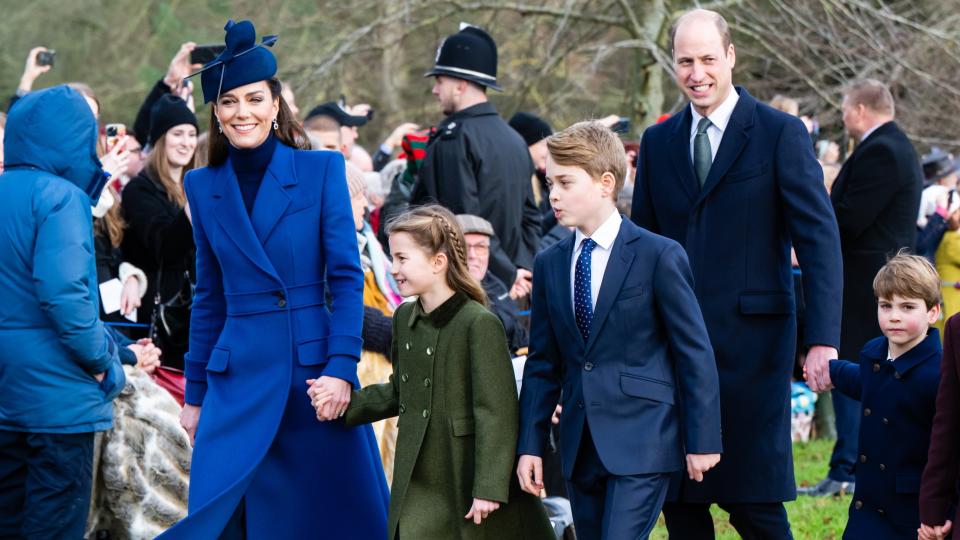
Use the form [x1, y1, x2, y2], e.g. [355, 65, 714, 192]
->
[228, 131, 277, 215]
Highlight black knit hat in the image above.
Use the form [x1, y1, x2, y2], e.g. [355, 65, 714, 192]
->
[425, 24, 501, 91]
[509, 112, 553, 147]
[149, 95, 198, 146]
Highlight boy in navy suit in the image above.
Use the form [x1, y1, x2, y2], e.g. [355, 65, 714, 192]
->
[820, 253, 943, 540]
[516, 121, 723, 540]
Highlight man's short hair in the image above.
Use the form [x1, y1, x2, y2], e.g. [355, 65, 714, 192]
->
[547, 121, 627, 200]
[873, 251, 941, 309]
[844, 79, 895, 117]
[303, 114, 341, 133]
[670, 9, 732, 54]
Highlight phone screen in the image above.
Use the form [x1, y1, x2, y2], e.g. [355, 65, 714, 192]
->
[105, 124, 127, 153]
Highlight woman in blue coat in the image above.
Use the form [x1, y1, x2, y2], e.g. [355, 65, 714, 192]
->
[160, 20, 389, 538]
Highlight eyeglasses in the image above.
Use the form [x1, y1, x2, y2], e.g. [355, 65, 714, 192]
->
[466, 243, 489, 255]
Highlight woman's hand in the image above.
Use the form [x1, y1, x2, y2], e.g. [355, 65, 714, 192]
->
[180, 404, 201, 445]
[120, 276, 141, 316]
[163, 42, 201, 93]
[129, 338, 161, 374]
[100, 136, 131, 179]
[19, 47, 52, 94]
[306, 377, 351, 421]
[464, 498, 500, 525]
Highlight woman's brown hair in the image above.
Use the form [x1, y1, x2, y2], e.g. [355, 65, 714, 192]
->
[387, 205, 487, 306]
[207, 77, 309, 167]
[145, 132, 194, 208]
[94, 185, 125, 247]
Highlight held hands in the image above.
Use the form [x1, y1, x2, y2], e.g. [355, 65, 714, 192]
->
[180, 404, 201, 445]
[803, 345, 837, 392]
[919, 521, 952, 540]
[465, 498, 500, 525]
[686, 453, 721, 482]
[128, 338, 162, 374]
[306, 376, 352, 421]
[516, 455, 544, 496]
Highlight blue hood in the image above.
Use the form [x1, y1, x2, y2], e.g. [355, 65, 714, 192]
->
[4, 85, 108, 201]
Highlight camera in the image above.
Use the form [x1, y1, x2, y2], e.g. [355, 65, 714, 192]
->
[190, 44, 225, 66]
[610, 117, 631, 135]
[36, 50, 55, 67]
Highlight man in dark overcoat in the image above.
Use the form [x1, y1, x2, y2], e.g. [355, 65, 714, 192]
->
[631, 9, 842, 538]
[803, 79, 924, 497]
[411, 24, 541, 294]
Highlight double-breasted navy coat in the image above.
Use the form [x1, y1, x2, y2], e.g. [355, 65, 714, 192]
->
[631, 88, 843, 503]
[159, 143, 389, 538]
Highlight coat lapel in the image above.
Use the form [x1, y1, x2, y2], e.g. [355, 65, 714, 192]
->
[695, 88, 755, 206]
[552, 234, 585, 349]
[212, 157, 279, 280]
[667, 108, 699, 202]
[585, 220, 636, 353]
[250, 143, 296, 246]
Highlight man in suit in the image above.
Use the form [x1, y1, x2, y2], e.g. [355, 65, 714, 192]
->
[517, 121, 722, 540]
[803, 79, 924, 497]
[631, 9, 843, 538]
[411, 24, 541, 296]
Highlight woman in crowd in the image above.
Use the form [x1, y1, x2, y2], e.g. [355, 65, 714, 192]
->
[121, 94, 198, 370]
[162, 19, 388, 538]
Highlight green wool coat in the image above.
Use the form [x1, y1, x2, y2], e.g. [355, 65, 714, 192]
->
[345, 293, 554, 540]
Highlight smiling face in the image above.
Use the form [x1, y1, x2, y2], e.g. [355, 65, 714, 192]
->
[389, 231, 445, 297]
[463, 232, 490, 282]
[214, 80, 280, 149]
[162, 124, 197, 169]
[877, 294, 939, 357]
[673, 15, 736, 118]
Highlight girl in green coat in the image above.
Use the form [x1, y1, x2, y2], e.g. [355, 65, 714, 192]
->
[311, 205, 554, 540]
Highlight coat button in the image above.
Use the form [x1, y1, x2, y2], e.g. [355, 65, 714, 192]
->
[405, 342, 411, 350]
[879, 464, 886, 471]
[873, 363, 880, 372]
[577, 401, 584, 409]
[584, 362, 594, 371]
[894, 372, 902, 379]
[422, 409, 429, 418]
[882, 417, 889, 425]
[854, 500, 863, 510]
[426, 347, 433, 355]
[877, 508, 885, 515]
[275, 291, 286, 308]
[864, 408, 871, 416]
[424, 378, 431, 387]
[859, 454, 867, 463]
[399, 404, 406, 414]
[401, 373, 409, 383]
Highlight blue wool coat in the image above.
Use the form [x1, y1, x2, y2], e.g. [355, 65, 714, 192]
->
[0, 86, 123, 434]
[631, 87, 843, 503]
[831, 330, 942, 539]
[159, 143, 388, 539]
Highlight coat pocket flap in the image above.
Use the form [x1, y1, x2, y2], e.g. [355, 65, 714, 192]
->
[207, 347, 230, 373]
[451, 417, 476, 436]
[895, 473, 921, 493]
[739, 291, 794, 315]
[620, 374, 675, 405]
[297, 338, 328, 366]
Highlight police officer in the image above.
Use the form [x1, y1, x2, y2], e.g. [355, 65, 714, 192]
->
[412, 24, 540, 294]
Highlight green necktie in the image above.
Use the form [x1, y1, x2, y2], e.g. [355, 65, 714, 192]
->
[694, 117, 713, 186]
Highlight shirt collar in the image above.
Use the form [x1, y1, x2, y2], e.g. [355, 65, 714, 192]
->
[859, 120, 890, 144]
[574, 210, 622, 251]
[690, 87, 740, 135]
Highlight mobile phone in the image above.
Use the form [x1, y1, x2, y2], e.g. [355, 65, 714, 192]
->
[36, 50, 55, 67]
[611, 117, 631, 134]
[105, 124, 127, 153]
[190, 44, 225, 65]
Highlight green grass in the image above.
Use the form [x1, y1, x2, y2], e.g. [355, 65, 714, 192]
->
[649, 439, 850, 539]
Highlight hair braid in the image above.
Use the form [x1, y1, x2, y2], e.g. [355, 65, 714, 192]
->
[436, 213, 468, 265]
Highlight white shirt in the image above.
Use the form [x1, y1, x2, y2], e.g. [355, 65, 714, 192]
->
[570, 210, 622, 312]
[860, 121, 887, 144]
[689, 88, 740, 164]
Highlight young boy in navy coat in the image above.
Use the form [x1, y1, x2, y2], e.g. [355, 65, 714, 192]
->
[822, 253, 943, 539]
[516, 121, 723, 540]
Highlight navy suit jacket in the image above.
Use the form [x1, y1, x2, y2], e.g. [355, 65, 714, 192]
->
[518, 218, 722, 478]
[632, 87, 843, 502]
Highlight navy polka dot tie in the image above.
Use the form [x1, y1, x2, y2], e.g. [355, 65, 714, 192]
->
[575, 238, 597, 342]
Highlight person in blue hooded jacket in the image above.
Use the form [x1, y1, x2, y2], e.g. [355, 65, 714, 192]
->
[0, 85, 125, 539]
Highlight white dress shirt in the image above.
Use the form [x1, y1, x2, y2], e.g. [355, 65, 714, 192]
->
[570, 210, 622, 312]
[689, 89, 741, 164]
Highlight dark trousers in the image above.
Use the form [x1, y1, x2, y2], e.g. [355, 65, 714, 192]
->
[0, 430, 95, 540]
[663, 501, 793, 540]
[828, 387, 860, 483]
[566, 424, 669, 540]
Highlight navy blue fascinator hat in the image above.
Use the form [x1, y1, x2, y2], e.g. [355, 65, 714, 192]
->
[191, 19, 278, 104]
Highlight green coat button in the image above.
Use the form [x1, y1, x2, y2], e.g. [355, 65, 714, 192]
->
[399, 403, 406, 414]
[424, 378, 432, 387]
[426, 347, 433, 355]
[422, 409, 429, 418]
[401, 373, 409, 382]
[405, 342, 411, 350]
